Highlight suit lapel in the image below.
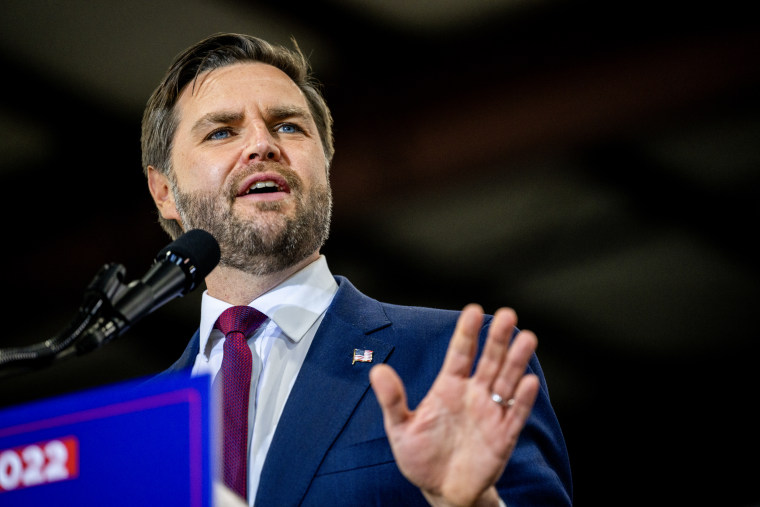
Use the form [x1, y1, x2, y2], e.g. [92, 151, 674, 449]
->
[149, 330, 200, 383]
[254, 277, 393, 506]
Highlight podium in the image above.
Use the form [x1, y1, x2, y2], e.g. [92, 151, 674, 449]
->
[0, 374, 214, 506]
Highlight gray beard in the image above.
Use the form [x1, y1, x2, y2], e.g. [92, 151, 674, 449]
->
[172, 167, 332, 276]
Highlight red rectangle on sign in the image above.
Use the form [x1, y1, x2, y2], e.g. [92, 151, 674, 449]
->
[0, 436, 79, 493]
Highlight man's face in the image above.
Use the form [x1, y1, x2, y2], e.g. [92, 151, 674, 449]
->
[150, 62, 331, 275]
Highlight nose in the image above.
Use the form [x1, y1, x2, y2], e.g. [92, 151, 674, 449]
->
[246, 125, 281, 162]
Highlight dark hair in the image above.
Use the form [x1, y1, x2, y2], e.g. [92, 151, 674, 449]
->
[141, 33, 334, 237]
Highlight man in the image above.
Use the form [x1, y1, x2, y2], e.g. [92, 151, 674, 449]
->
[143, 33, 572, 506]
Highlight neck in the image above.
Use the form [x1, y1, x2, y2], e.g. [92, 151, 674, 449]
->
[204, 252, 320, 306]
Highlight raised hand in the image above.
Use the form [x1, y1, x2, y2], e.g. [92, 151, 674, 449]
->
[370, 304, 540, 507]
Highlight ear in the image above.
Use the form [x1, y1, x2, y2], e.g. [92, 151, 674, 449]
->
[147, 166, 181, 222]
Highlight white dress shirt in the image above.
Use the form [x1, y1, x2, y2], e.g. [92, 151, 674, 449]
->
[190, 255, 338, 505]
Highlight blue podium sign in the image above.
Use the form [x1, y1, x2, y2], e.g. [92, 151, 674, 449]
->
[0, 373, 213, 506]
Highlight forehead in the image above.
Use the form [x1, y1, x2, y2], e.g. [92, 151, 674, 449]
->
[175, 62, 307, 118]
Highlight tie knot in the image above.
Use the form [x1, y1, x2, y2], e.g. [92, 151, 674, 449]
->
[214, 305, 267, 338]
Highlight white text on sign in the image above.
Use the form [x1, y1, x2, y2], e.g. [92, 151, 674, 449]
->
[0, 436, 79, 493]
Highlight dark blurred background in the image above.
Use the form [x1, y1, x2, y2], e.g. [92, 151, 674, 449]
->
[1, 1, 758, 505]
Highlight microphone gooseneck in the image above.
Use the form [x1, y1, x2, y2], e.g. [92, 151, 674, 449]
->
[0, 229, 220, 376]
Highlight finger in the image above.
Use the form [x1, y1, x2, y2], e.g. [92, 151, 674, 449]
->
[439, 304, 484, 378]
[504, 373, 540, 436]
[487, 373, 540, 464]
[370, 363, 411, 428]
[472, 307, 518, 389]
[490, 330, 538, 404]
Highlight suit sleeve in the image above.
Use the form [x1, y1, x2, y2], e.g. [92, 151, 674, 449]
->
[495, 345, 573, 506]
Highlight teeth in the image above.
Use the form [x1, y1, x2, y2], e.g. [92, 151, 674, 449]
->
[248, 180, 279, 192]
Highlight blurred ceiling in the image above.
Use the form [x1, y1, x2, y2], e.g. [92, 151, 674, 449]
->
[0, 1, 758, 505]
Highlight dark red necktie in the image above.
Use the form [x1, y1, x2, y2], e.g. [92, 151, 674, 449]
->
[214, 306, 267, 500]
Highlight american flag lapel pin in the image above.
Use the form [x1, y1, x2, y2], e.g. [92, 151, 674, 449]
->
[353, 349, 373, 364]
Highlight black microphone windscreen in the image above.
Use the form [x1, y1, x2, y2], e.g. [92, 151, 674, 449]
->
[157, 229, 221, 280]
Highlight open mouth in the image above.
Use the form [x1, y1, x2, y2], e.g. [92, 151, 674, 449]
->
[246, 180, 284, 195]
[238, 173, 292, 197]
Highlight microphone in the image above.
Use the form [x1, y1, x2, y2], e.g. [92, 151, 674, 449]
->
[76, 229, 220, 354]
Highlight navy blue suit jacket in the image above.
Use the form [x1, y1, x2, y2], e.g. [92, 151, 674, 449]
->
[158, 276, 572, 506]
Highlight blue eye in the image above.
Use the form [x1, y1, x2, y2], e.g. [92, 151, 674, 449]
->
[207, 128, 232, 140]
[277, 123, 301, 134]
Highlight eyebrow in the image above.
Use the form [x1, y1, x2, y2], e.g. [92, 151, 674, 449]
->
[265, 105, 312, 124]
[190, 110, 245, 136]
[189, 105, 312, 136]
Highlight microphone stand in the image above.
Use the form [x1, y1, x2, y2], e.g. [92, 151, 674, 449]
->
[0, 263, 128, 379]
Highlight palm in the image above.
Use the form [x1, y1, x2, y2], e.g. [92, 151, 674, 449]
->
[370, 305, 540, 507]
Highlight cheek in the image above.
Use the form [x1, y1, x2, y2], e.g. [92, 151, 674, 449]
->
[172, 150, 232, 191]
[298, 164, 329, 194]
[296, 145, 330, 186]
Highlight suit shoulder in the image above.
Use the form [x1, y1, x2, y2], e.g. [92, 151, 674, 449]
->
[332, 275, 491, 335]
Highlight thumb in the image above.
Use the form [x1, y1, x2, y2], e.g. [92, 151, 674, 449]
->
[370, 363, 411, 428]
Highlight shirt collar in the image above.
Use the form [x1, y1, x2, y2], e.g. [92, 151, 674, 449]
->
[198, 255, 337, 357]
